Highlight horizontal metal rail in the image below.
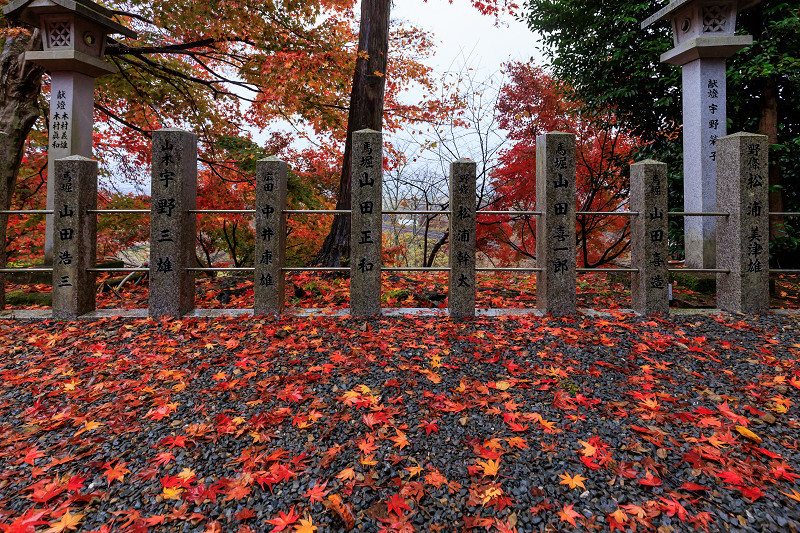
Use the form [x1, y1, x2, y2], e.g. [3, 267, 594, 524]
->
[772, 269, 800, 273]
[384, 210, 448, 215]
[668, 268, 730, 273]
[0, 210, 53, 215]
[577, 268, 639, 273]
[477, 267, 543, 272]
[283, 210, 351, 215]
[769, 212, 800, 217]
[0, 267, 53, 273]
[576, 211, 639, 216]
[282, 267, 350, 272]
[477, 210, 542, 216]
[87, 209, 149, 214]
[668, 211, 729, 217]
[383, 267, 450, 272]
[87, 268, 148, 272]
[187, 267, 254, 272]
[189, 209, 256, 214]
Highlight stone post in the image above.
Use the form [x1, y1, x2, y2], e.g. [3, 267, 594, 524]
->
[716, 132, 769, 313]
[448, 159, 476, 318]
[350, 129, 382, 316]
[52, 156, 97, 319]
[536, 132, 576, 316]
[45, 72, 95, 263]
[681, 59, 726, 268]
[149, 129, 197, 318]
[254, 158, 288, 315]
[630, 160, 670, 315]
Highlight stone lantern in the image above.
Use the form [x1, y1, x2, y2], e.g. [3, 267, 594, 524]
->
[642, 0, 760, 269]
[3, 0, 136, 262]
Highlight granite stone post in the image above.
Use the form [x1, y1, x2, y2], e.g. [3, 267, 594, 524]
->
[45, 72, 96, 263]
[255, 158, 288, 315]
[536, 132, 576, 316]
[630, 160, 670, 315]
[448, 159, 476, 317]
[52, 156, 97, 319]
[148, 129, 197, 318]
[350, 129, 382, 316]
[716, 132, 769, 313]
[682, 59, 726, 269]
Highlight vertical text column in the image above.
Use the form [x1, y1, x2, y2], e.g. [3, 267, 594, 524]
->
[448, 159, 476, 318]
[149, 128, 197, 318]
[350, 129, 382, 316]
[630, 160, 670, 316]
[717, 132, 769, 313]
[536, 132, 576, 316]
[52, 156, 97, 319]
[255, 157, 288, 315]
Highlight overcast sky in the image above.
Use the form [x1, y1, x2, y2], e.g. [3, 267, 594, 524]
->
[390, 0, 546, 75]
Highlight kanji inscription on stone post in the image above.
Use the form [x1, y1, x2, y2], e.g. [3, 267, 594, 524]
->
[350, 129, 382, 316]
[448, 159, 476, 318]
[631, 160, 670, 315]
[536, 132, 576, 316]
[52, 156, 97, 319]
[255, 157, 288, 315]
[149, 129, 197, 318]
[716, 132, 769, 313]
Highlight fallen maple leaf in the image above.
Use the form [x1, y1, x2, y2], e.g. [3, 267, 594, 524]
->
[103, 461, 130, 484]
[476, 459, 500, 477]
[44, 511, 83, 533]
[294, 516, 317, 533]
[735, 425, 762, 444]
[387, 493, 411, 516]
[558, 504, 580, 527]
[558, 471, 587, 490]
[303, 480, 329, 503]
[266, 506, 299, 532]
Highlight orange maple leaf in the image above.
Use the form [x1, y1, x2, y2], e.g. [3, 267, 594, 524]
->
[103, 461, 130, 484]
[45, 510, 84, 533]
[558, 471, 587, 490]
[476, 459, 500, 477]
[559, 504, 580, 527]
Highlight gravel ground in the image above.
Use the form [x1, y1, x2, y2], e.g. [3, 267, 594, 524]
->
[0, 312, 799, 532]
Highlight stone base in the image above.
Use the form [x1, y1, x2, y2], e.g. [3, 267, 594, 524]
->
[5, 307, 797, 321]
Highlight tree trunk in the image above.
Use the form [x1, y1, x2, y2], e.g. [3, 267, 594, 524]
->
[314, 0, 390, 267]
[0, 30, 45, 309]
[759, 75, 783, 241]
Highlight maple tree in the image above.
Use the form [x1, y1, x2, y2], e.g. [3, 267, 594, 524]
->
[480, 61, 639, 267]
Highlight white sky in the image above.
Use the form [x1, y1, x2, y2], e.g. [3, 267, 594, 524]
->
[389, 0, 546, 75]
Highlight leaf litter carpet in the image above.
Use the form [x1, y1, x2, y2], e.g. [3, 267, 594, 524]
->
[1, 312, 799, 532]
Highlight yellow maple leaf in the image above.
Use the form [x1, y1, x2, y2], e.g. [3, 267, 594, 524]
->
[45, 511, 84, 533]
[495, 380, 511, 390]
[558, 471, 587, 490]
[294, 516, 317, 532]
[780, 488, 800, 503]
[336, 467, 355, 481]
[161, 486, 183, 500]
[735, 425, 762, 444]
[177, 467, 196, 480]
[477, 459, 500, 477]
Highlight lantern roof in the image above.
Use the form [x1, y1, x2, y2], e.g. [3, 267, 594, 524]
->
[641, 0, 761, 29]
[3, 0, 136, 39]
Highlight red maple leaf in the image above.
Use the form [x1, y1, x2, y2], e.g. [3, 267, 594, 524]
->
[265, 506, 299, 532]
[387, 493, 411, 516]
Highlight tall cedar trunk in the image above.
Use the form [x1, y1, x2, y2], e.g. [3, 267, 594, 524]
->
[759, 75, 782, 240]
[314, 0, 390, 267]
[0, 30, 44, 309]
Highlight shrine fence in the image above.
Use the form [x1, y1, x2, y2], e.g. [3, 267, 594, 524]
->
[2, 129, 798, 320]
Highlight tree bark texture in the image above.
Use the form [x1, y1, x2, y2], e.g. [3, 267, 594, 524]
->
[314, 0, 390, 267]
[0, 30, 44, 309]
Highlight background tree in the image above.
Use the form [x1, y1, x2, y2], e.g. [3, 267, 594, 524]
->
[521, 0, 800, 264]
[485, 61, 637, 267]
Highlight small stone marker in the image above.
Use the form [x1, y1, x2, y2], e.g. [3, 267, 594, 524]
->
[536, 132, 576, 316]
[630, 160, 670, 316]
[350, 129, 382, 316]
[716, 132, 769, 313]
[255, 158, 288, 315]
[448, 159, 476, 318]
[52, 156, 97, 319]
[149, 129, 197, 318]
